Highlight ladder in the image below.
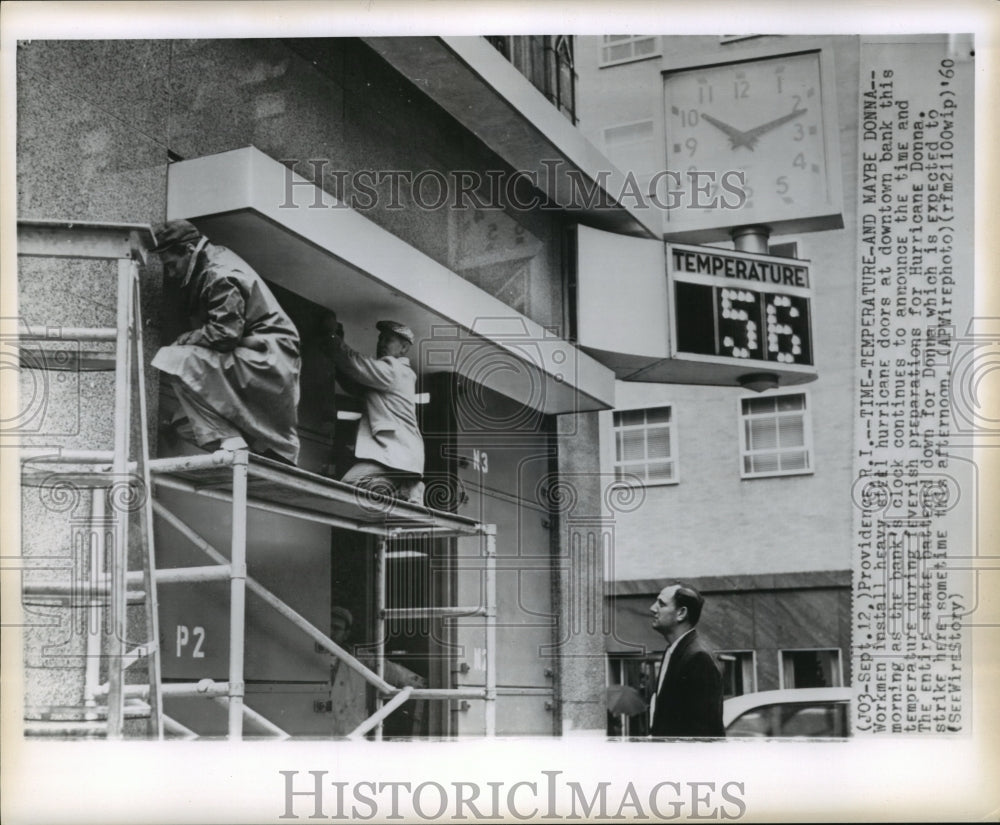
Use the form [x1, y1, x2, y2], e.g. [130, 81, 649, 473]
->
[17, 220, 165, 739]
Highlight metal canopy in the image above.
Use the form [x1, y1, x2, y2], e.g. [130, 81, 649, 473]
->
[165, 147, 616, 415]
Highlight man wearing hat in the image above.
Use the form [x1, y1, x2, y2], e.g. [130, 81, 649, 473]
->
[149, 219, 301, 464]
[320, 315, 424, 504]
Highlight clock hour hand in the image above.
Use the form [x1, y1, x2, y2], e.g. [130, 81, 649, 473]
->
[739, 108, 808, 149]
[700, 113, 751, 149]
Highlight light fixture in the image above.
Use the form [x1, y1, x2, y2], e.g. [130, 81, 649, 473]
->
[739, 372, 780, 393]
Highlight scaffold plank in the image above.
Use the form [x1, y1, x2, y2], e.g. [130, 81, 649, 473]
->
[150, 451, 484, 537]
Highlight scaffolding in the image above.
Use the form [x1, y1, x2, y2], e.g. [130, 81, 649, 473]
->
[147, 449, 497, 739]
[16, 220, 498, 739]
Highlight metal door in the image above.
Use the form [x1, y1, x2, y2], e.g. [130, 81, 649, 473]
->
[155, 487, 332, 683]
[451, 441, 556, 735]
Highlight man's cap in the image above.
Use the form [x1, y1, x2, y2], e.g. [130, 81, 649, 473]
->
[150, 219, 202, 252]
[330, 606, 353, 627]
[376, 320, 414, 344]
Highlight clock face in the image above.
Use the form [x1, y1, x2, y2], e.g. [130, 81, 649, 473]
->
[662, 50, 838, 240]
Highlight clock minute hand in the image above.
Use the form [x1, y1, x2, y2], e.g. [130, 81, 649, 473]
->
[700, 113, 751, 149]
[740, 108, 808, 149]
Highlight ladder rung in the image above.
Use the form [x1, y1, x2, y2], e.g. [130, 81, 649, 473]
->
[159, 680, 231, 698]
[149, 565, 232, 584]
[18, 326, 118, 342]
[25, 703, 104, 720]
[19, 466, 141, 491]
[381, 606, 487, 619]
[100, 680, 231, 699]
[19, 348, 118, 372]
[20, 449, 116, 463]
[21, 582, 146, 603]
[24, 721, 108, 738]
[17, 220, 153, 260]
[123, 568, 230, 586]
[408, 687, 489, 700]
[125, 566, 231, 585]
[148, 451, 237, 473]
[22, 703, 147, 738]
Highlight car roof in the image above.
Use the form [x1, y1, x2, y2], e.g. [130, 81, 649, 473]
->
[723, 687, 852, 726]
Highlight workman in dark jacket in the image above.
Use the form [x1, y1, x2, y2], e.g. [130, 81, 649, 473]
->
[150, 219, 301, 464]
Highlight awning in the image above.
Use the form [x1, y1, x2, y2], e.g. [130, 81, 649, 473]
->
[165, 146, 615, 415]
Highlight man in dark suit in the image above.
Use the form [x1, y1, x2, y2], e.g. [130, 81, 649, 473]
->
[649, 582, 725, 738]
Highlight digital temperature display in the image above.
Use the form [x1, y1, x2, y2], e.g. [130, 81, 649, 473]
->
[669, 243, 813, 367]
[674, 281, 813, 365]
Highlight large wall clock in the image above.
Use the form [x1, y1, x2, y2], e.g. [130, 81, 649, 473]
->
[661, 49, 843, 243]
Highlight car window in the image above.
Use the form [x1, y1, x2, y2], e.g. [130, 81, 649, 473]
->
[780, 703, 841, 737]
[727, 707, 772, 737]
[728, 700, 848, 738]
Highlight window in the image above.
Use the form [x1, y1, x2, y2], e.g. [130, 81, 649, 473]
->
[606, 654, 659, 736]
[485, 35, 576, 124]
[599, 35, 659, 67]
[779, 648, 843, 689]
[612, 406, 677, 485]
[717, 650, 757, 698]
[552, 35, 577, 124]
[739, 392, 812, 478]
[602, 119, 658, 182]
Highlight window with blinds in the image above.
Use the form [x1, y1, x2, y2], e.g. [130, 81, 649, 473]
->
[612, 406, 677, 485]
[717, 650, 757, 698]
[739, 393, 813, 478]
[599, 35, 660, 67]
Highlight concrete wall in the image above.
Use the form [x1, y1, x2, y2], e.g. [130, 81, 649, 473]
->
[553, 410, 608, 733]
[17, 39, 171, 715]
[574, 35, 862, 583]
[598, 377, 853, 581]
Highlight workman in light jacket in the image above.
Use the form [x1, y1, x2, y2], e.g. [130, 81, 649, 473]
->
[150, 219, 301, 464]
[321, 316, 425, 504]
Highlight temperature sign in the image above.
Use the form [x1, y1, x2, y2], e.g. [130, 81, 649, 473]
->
[668, 243, 813, 367]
